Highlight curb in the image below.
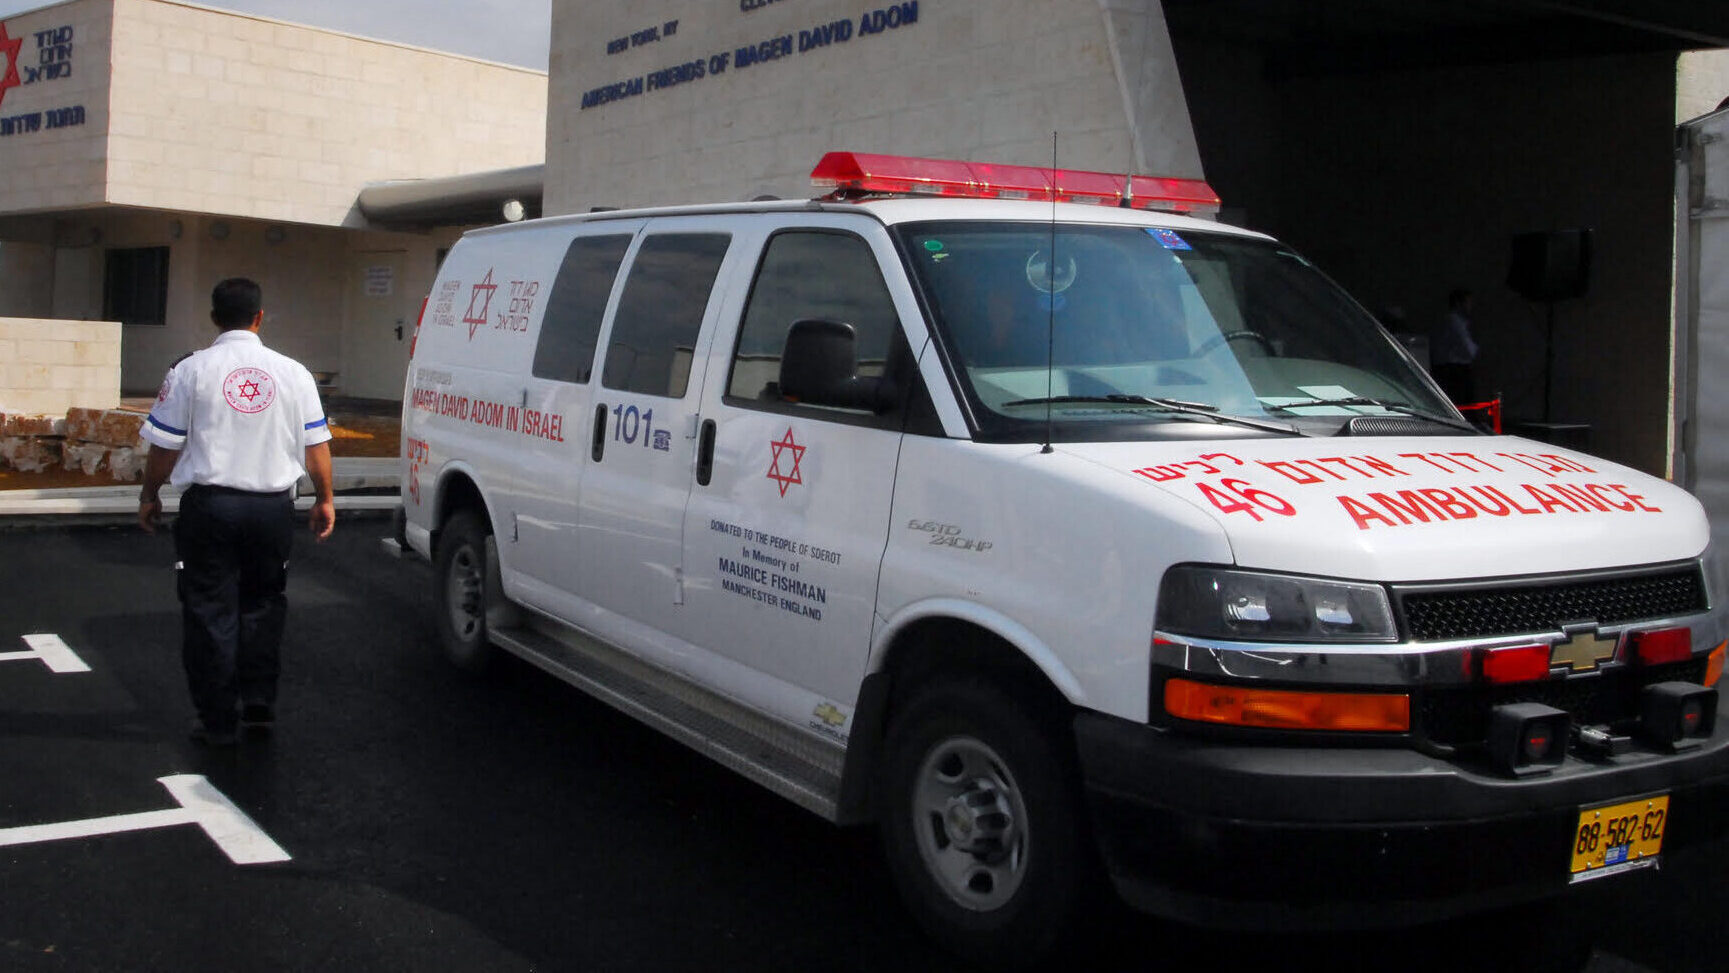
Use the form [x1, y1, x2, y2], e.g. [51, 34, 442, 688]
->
[0, 457, 400, 525]
[0, 494, 400, 530]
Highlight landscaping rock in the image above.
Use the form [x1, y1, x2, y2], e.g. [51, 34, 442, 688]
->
[0, 436, 64, 473]
[66, 407, 145, 447]
[1, 414, 65, 437]
[107, 445, 145, 481]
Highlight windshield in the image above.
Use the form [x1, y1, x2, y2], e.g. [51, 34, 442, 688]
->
[897, 221, 1455, 441]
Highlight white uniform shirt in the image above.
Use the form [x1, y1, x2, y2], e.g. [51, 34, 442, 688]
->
[141, 330, 333, 492]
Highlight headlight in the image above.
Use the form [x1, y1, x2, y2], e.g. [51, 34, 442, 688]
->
[1157, 566, 1397, 643]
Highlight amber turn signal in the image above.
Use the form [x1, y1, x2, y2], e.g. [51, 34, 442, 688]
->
[1164, 678, 1410, 732]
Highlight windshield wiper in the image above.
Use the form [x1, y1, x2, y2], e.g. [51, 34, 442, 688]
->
[1000, 394, 1305, 436]
[1265, 396, 1481, 434]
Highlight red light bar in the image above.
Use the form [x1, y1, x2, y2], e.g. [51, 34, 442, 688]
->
[810, 151, 1221, 215]
[1628, 627, 1692, 666]
[1479, 644, 1553, 684]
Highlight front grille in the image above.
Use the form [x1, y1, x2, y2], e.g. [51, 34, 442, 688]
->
[1418, 658, 1708, 746]
[1397, 566, 1706, 642]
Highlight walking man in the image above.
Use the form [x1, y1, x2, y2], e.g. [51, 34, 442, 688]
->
[138, 278, 336, 746]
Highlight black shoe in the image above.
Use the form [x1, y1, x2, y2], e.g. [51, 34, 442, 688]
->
[190, 723, 240, 747]
[240, 704, 275, 729]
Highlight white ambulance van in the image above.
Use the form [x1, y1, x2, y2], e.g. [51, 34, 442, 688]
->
[397, 152, 1728, 965]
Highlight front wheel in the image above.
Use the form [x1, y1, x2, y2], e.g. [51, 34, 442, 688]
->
[878, 676, 1095, 969]
[433, 509, 504, 671]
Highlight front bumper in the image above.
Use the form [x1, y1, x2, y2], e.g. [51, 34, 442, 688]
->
[1074, 709, 1729, 930]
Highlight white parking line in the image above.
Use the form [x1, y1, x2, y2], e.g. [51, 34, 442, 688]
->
[0, 775, 291, 865]
[0, 634, 92, 673]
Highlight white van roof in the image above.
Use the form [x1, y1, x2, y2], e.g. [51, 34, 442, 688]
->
[460, 196, 1270, 241]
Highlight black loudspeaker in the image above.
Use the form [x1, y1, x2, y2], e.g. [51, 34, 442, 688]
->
[1507, 229, 1593, 302]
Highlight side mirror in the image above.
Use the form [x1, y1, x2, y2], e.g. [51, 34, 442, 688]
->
[778, 319, 891, 412]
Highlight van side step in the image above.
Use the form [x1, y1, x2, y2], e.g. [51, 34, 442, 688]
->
[487, 620, 845, 820]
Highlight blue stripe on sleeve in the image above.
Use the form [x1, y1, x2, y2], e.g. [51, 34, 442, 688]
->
[147, 414, 187, 436]
[305, 418, 329, 430]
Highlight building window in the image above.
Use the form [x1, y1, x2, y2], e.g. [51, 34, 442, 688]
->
[103, 247, 170, 326]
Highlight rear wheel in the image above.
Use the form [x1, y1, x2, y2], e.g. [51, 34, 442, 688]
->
[433, 509, 501, 671]
[878, 675, 1094, 969]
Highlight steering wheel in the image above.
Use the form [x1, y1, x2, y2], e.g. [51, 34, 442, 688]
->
[1194, 329, 1276, 357]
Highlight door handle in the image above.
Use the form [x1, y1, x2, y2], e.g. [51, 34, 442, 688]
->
[696, 419, 717, 486]
[591, 404, 609, 462]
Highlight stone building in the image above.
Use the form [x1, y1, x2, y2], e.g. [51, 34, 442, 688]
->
[0, 0, 546, 407]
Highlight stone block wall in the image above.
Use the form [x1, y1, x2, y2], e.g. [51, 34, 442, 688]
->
[104, 0, 547, 227]
[0, 318, 123, 416]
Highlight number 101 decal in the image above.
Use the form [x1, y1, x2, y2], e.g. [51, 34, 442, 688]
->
[612, 404, 672, 452]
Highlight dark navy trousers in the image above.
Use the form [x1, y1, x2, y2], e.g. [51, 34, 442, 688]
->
[173, 485, 295, 733]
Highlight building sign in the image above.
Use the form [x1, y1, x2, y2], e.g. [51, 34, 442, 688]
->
[0, 20, 86, 138]
[364, 265, 396, 297]
[581, 1, 922, 110]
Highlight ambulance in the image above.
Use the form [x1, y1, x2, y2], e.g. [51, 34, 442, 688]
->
[395, 152, 1729, 966]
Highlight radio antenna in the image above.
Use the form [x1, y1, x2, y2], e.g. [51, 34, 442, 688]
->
[1042, 131, 1057, 455]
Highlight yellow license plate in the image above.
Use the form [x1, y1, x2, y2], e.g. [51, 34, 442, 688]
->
[1569, 794, 1668, 880]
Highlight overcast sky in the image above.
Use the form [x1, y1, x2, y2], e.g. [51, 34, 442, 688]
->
[0, 0, 551, 69]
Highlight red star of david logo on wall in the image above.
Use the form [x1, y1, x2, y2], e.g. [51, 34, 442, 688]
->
[0, 24, 23, 110]
[766, 427, 806, 497]
[463, 269, 498, 339]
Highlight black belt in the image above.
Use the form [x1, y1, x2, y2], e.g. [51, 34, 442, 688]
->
[186, 484, 294, 499]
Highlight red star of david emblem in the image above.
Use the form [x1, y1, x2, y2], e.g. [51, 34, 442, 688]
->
[0, 24, 22, 110]
[463, 269, 498, 339]
[766, 427, 806, 497]
[237, 380, 261, 400]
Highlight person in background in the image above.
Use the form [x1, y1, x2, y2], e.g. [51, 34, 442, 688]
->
[1429, 287, 1479, 403]
[137, 278, 336, 746]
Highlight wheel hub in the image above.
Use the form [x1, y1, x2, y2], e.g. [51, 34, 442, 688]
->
[942, 781, 1015, 858]
[910, 735, 1030, 911]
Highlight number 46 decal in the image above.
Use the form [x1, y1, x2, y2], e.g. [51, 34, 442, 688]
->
[1196, 478, 1297, 521]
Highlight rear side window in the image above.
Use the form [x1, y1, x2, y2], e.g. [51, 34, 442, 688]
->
[532, 234, 633, 384]
[726, 231, 899, 402]
[602, 233, 732, 398]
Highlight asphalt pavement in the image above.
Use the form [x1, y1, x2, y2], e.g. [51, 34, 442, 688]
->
[0, 519, 1724, 972]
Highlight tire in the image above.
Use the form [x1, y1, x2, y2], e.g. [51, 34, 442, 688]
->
[878, 675, 1095, 969]
[433, 509, 503, 671]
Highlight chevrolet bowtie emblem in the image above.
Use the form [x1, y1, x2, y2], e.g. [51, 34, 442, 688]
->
[1551, 630, 1619, 672]
[813, 703, 846, 727]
